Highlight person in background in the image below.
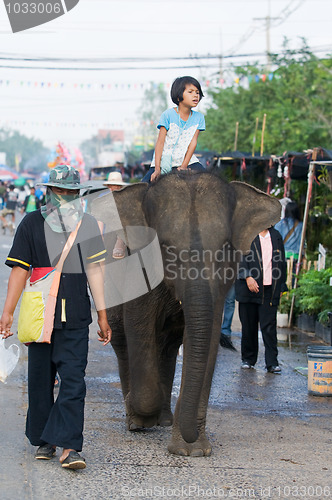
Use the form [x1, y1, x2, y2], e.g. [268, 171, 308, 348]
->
[34, 186, 45, 205]
[17, 186, 27, 211]
[235, 227, 287, 374]
[142, 76, 205, 183]
[0, 184, 18, 231]
[22, 186, 41, 214]
[103, 171, 129, 259]
[0, 165, 112, 470]
[219, 285, 236, 351]
[0, 181, 6, 209]
[274, 201, 303, 261]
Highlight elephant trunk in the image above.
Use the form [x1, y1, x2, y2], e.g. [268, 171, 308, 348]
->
[178, 279, 214, 443]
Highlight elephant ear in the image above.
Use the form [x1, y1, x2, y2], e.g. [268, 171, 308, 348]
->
[90, 183, 149, 230]
[230, 181, 281, 253]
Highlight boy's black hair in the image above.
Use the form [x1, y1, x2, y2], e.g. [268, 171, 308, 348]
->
[170, 76, 204, 105]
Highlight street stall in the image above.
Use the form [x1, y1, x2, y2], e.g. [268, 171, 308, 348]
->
[210, 150, 271, 191]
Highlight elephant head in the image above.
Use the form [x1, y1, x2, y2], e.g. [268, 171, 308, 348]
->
[90, 171, 281, 452]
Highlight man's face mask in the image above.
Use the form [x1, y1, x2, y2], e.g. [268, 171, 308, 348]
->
[41, 188, 83, 233]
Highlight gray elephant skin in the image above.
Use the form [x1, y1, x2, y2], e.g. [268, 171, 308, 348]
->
[91, 171, 281, 457]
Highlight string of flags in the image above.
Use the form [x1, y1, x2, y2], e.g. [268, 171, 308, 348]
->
[0, 118, 155, 129]
[0, 74, 278, 91]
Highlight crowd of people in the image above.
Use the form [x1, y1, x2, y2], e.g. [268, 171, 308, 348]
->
[0, 181, 44, 234]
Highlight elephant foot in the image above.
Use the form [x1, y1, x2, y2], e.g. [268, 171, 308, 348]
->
[126, 413, 159, 431]
[157, 408, 173, 427]
[125, 394, 159, 431]
[167, 435, 212, 457]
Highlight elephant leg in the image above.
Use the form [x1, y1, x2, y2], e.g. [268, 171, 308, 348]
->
[157, 311, 184, 427]
[107, 307, 130, 400]
[124, 291, 165, 431]
[110, 329, 130, 401]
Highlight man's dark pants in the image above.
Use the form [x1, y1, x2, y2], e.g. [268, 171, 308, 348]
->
[239, 286, 278, 369]
[26, 327, 89, 451]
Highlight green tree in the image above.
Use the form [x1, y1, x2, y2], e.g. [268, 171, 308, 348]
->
[200, 42, 332, 154]
[0, 128, 49, 172]
[136, 82, 168, 149]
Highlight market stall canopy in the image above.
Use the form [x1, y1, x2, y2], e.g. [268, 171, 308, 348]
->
[216, 150, 271, 161]
[281, 148, 332, 180]
[211, 151, 271, 190]
[0, 166, 19, 181]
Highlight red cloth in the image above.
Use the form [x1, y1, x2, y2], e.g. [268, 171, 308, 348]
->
[30, 267, 55, 284]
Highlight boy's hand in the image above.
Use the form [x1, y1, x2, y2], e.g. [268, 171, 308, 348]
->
[151, 168, 161, 182]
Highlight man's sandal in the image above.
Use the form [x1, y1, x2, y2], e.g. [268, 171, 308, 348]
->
[35, 444, 56, 460]
[61, 451, 86, 470]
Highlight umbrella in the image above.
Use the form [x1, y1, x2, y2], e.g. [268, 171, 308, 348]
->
[0, 168, 19, 181]
[14, 176, 27, 187]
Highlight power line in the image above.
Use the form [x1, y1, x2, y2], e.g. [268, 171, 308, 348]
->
[0, 46, 330, 71]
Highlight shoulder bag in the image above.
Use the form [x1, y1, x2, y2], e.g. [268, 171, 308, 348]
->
[17, 222, 81, 344]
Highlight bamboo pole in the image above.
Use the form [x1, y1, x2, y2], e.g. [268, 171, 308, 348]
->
[252, 117, 259, 156]
[260, 113, 267, 156]
[234, 122, 239, 151]
[287, 152, 317, 328]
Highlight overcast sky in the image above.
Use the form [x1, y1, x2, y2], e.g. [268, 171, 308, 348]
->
[0, 0, 331, 149]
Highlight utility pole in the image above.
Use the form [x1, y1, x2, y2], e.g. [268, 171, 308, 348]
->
[253, 0, 280, 71]
[219, 27, 223, 84]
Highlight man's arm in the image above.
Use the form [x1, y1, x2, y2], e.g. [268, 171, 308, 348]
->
[0, 266, 29, 337]
[86, 261, 112, 345]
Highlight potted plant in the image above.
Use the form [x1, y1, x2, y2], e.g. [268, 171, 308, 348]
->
[295, 267, 332, 339]
[277, 292, 292, 327]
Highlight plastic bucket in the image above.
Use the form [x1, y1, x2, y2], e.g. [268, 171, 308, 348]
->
[307, 346, 332, 396]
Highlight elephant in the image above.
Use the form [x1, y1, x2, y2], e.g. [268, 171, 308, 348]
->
[90, 170, 281, 457]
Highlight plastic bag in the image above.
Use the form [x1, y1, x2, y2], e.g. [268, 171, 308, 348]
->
[0, 337, 20, 383]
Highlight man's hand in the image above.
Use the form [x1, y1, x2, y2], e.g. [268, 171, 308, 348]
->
[177, 165, 188, 171]
[246, 276, 259, 293]
[97, 316, 112, 346]
[0, 312, 14, 338]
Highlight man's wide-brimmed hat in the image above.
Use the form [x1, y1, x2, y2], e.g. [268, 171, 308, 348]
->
[103, 171, 129, 186]
[38, 165, 92, 190]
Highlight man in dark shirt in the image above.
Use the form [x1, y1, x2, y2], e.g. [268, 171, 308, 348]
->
[0, 165, 112, 470]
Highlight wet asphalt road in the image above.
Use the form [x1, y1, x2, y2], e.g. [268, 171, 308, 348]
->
[0, 226, 331, 500]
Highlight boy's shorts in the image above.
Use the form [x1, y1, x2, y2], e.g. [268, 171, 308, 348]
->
[0, 208, 15, 217]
